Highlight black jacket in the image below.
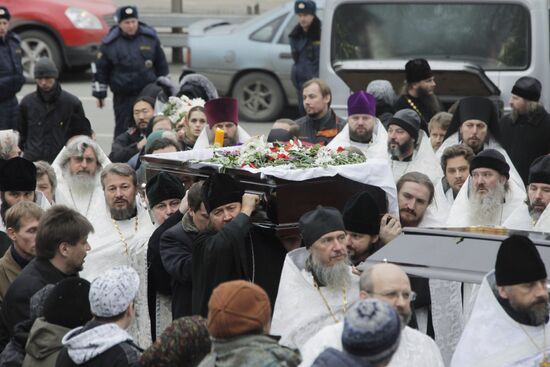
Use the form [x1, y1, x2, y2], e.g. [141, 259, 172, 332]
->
[0, 32, 24, 103]
[0, 258, 74, 349]
[18, 83, 87, 162]
[191, 213, 286, 317]
[394, 94, 440, 133]
[109, 128, 143, 163]
[93, 23, 169, 99]
[289, 17, 321, 89]
[294, 109, 345, 145]
[160, 213, 198, 319]
[500, 107, 550, 185]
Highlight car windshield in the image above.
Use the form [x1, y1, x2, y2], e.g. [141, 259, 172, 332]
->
[331, 2, 530, 71]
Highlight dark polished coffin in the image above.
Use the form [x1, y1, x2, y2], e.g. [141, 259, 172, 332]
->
[142, 149, 396, 236]
[363, 227, 550, 284]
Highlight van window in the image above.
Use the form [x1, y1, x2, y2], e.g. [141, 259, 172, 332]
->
[331, 3, 530, 70]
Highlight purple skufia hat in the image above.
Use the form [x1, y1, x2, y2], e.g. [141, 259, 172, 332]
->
[348, 91, 377, 117]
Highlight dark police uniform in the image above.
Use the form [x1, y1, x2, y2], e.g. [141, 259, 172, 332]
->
[0, 30, 24, 130]
[93, 20, 168, 138]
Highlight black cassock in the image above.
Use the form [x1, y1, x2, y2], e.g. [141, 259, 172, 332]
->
[191, 213, 286, 317]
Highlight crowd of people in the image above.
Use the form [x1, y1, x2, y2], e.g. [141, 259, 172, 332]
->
[0, 1, 549, 366]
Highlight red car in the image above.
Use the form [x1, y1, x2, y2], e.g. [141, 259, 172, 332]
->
[4, 0, 116, 79]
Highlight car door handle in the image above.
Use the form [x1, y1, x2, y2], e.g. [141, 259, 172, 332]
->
[279, 52, 292, 59]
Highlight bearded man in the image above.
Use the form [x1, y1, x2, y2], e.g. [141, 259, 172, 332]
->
[271, 207, 360, 349]
[328, 90, 388, 159]
[394, 58, 441, 131]
[500, 77, 550, 185]
[452, 235, 550, 366]
[83, 163, 155, 348]
[504, 155, 550, 231]
[193, 97, 251, 149]
[53, 136, 109, 224]
[387, 109, 443, 184]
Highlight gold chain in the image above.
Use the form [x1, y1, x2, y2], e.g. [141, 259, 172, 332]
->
[111, 217, 139, 256]
[518, 324, 550, 367]
[406, 97, 425, 121]
[314, 281, 347, 324]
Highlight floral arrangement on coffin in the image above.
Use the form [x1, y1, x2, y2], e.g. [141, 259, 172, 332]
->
[161, 95, 205, 123]
[207, 137, 366, 169]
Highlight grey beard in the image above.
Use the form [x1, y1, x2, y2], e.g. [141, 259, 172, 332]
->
[306, 251, 351, 290]
[469, 182, 507, 225]
[388, 139, 413, 158]
[110, 204, 137, 221]
[63, 167, 99, 194]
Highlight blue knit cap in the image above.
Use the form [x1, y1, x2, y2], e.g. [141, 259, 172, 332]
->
[342, 299, 401, 363]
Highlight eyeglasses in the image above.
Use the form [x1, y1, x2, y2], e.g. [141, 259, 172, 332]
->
[371, 291, 417, 302]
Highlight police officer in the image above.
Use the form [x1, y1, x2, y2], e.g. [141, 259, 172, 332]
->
[92, 5, 169, 139]
[289, 0, 321, 116]
[0, 6, 25, 130]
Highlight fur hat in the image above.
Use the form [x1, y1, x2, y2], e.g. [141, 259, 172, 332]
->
[299, 206, 345, 249]
[208, 280, 271, 339]
[495, 235, 546, 286]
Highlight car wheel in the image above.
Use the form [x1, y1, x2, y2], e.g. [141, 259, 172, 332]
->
[232, 72, 285, 122]
[19, 30, 63, 82]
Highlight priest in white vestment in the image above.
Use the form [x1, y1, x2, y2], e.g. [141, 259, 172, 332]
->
[387, 109, 443, 184]
[436, 96, 524, 192]
[271, 207, 360, 349]
[504, 155, 550, 232]
[82, 163, 155, 348]
[300, 263, 444, 367]
[327, 91, 389, 160]
[431, 144, 475, 224]
[447, 149, 525, 228]
[452, 235, 550, 367]
[193, 97, 251, 149]
[51, 136, 110, 225]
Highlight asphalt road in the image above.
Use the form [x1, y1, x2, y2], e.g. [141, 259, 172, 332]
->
[16, 65, 290, 155]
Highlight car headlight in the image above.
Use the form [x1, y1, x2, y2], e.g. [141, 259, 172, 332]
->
[65, 7, 103, 30]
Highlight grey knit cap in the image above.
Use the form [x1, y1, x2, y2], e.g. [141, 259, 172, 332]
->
[34, 58, 59, 79]
[366, 80, 396, 106]
[89, 266, 140, 317]
[342, 299, 401, 363]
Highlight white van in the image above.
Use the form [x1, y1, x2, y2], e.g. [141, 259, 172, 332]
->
[320, 0, 548, 116]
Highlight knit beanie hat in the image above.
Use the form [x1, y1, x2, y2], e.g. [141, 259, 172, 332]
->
[347, 91, 377, 117]
[89, 266, 140, 317]
[367, 80, 396, 106]
[294, 0, 316, 15]
[204, 97, 239, 128]
[299, 206, 345, 248]
[469, 149, 510, 179]
[116, 5, 138, 22]
[201, 173, 244, 213]
[405, 58, 432, 84]
[146, 172, 185, 208]
[388, 109, 420, 141]
[512, 76, 542, 102]
[528, 155, 550, 185]
[342, 299, 401, 363]
[0, 7, 10, 21]
[34, 58, 59, 79]
[0, 157, 37, 192]
[207, 280, 271, 339]
[495, 235, 547, 286]
[43, 278, 92, 329]
[140, 316, 211, 367]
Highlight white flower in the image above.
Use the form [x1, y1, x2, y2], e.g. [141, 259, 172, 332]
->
[314, 146, 335, 166]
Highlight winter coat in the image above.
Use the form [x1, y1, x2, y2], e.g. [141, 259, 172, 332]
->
[311, 347, 373, 367]
[294, 109, 345, 145]
[0, 247, 22, 303]
[22, 317, 70, 367]
[160, 212, 198, 319]
[93, 23, 169, 99]
[18, 83, 87, 162]
[289, 17, 321, 89]
[56, 320, 142, 367]
[197, 334, 301, 367]
[0, 32, 25, 103]
[109, 128, 144, 163]
[0, 258, 74, 349]
[499, 106, 550, 185]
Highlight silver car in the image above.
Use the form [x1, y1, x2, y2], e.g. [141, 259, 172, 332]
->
[183, 0, 324, 122]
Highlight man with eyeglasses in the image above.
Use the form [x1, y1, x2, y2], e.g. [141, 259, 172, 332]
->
[452, 235, 550, 366]
[300, 262, 444, 366]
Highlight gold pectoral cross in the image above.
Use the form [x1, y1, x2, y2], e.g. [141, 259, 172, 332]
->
[540, 356, 550, 367]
